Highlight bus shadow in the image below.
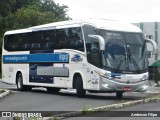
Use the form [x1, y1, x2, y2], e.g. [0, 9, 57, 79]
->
[9, 88, 146, 101]
[58, 92, 142, 101]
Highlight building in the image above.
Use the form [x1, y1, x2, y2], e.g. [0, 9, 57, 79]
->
[133, 22, 160, 80]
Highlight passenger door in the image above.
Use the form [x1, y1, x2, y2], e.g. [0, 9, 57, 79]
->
[86, 38, 101, 90]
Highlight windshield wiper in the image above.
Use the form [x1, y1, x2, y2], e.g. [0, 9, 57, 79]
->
[116, 56, 125, 70]
[141, 40, 146, 58]
[126, 45, 140, 72]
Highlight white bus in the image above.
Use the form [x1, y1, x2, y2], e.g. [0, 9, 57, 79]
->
[2, 19, 157, 98]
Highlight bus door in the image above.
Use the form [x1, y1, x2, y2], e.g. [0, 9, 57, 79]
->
[86, 38, 101, 90]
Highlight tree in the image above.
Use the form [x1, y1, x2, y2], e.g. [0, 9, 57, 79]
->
[0, 0, 40, 16]
[39, 0, 69, 21]
[9, 5, 55, 29]
[0, 0, 70, 53]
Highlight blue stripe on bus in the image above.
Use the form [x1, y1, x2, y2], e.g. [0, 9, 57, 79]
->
[110, 72, 126, 78]
[3, 53, 69, 63]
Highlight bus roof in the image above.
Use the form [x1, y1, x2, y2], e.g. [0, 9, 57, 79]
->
[4, 19, 142, 35]
[84, 19, 142, 33]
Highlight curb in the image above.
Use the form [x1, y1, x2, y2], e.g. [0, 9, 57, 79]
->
[0, 89, 11, 99]
[45, 96, 160, 120]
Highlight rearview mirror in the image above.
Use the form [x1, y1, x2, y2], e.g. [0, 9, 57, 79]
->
[88, 35, 105, 50]
[145, 38, 158, 53]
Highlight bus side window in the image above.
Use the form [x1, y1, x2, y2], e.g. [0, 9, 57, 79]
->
[46, 42, 54, 49]
[32, 43, 41, 50]
[43, 30, 56, 50]
[12, 44, 18, 50]
[68, 27, 84, 51]
[25, 43, 31, 50]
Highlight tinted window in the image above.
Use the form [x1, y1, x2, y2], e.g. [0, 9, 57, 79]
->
[55, 27, 84, 51]
[4, 27, 84, 52]
[4, 32, 43, 51]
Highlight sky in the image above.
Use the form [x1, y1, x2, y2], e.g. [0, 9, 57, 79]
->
[54, 0, 160, 23]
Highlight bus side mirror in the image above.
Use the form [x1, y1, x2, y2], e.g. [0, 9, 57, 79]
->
[88, 35, 105, 50]
[145, 38, 158, 53]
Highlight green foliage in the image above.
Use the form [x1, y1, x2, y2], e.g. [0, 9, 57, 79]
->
[9, 5, 54, 29]
[0, 89, 5, 93]
[82, 105, 90, 115]
[152, 95, 160, 99]
[0, 0, 37, 17]
[0, 0, 70, 53]
[0, 55, 1, 74]
[154, 68, 160, 84]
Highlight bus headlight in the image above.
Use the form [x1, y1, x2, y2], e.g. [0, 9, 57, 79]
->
[140, 75, 148, 81]
[142, 85, 148, 90]
[95, 70, 110, 79]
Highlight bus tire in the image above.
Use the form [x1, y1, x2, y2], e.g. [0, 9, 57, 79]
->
[76, 76, 86, 98]
[47, 87, 60, 93]
[26, 86, 32, 91]
[116, 92, 123, 99]
[16, 73, 27, 91]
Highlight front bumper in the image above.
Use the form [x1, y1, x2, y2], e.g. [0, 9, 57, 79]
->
[99, 76, 149, 92]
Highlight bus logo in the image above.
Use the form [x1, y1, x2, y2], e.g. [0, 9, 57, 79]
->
[71, 54, 83, 62]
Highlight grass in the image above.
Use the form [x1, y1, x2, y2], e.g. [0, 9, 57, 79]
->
[0, 89, 5, 94]
[0, 72, 1, 79]
[151, 95, 160, 100]
[81, 105, 90, 115]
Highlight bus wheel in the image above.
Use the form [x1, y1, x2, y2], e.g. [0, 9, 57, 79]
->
[26, 86, 32, 91]
[116, 92, 123, 99]
[47, 87, 60, 93]
[76, 76, 86, 98]
[16, 73, 26, 91]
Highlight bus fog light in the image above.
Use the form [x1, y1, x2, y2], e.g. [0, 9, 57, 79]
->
[142, 85, 148, 90]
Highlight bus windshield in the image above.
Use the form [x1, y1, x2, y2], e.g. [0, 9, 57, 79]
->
[99, 30, 148, 73]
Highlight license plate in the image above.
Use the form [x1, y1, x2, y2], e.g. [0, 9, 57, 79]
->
[122, 87, 132, 91]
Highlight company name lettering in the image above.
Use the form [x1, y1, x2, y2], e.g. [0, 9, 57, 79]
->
[5, 56, 27, 61]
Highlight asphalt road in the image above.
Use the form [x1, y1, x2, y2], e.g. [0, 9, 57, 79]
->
[0, 80, 159, 115]
[66, 101, 160, 120]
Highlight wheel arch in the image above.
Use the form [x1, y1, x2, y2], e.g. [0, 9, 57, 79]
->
[72, 72, 84, 89]
[15, 71, 22, 84]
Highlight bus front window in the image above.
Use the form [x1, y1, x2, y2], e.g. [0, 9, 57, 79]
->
[99, 30, 148, 73]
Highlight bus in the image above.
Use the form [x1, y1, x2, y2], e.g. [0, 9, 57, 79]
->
[2, 19, 157, 98]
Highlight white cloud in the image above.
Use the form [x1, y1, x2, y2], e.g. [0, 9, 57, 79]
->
[54, 0, 160, 22]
